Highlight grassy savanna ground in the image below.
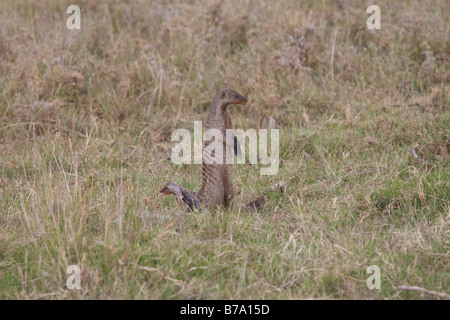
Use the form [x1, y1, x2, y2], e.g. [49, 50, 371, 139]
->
[0, 0, 449, 299]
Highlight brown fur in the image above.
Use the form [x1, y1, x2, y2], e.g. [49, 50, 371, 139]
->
[197, 89, 247, 209]
[161, 89, 246, 211]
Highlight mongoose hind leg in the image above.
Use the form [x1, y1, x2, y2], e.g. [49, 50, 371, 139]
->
[223, 165, 235, 208]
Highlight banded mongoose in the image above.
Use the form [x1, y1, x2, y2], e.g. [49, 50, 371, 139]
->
[160, 88, 247, 211]
[160, 178, 288, 212]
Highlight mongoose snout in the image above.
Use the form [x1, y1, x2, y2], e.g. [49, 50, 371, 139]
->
[219, 88, 247, 106]
[231, 93, 247, 104]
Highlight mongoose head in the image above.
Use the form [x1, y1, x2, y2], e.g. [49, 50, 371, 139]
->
[160, 182, 184, 197]
[214, 88, 247, 109]
[160, 182, 202, 211]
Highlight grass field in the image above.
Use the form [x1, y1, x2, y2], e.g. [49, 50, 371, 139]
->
[0, 0, 449, 299]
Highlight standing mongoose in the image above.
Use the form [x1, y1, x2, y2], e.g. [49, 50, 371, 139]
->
[197, 88, 247, 209]
[160, 88, 247, 211]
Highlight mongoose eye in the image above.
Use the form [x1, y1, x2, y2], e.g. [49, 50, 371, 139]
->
[222, 93, 225, 99]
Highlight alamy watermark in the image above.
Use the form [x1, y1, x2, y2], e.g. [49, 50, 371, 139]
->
[366, 265, 381, 290]
[66, 5, 380, 31]
[66, 265, 81, 290]
[66, 5, 81, 30]
[170, 121, 279, 176]
[367, 5, 381, 30]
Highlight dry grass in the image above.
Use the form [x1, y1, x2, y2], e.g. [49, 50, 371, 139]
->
[0, 0, 449, 299]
